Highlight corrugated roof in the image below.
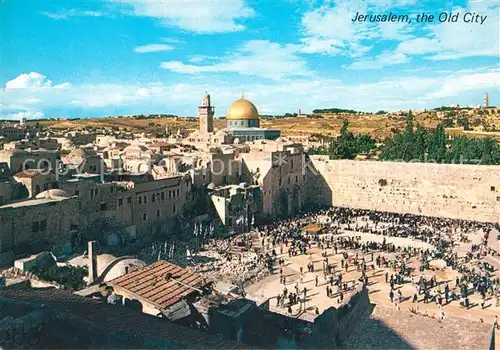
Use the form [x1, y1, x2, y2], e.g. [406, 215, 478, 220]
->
[109, 260, 205, 309]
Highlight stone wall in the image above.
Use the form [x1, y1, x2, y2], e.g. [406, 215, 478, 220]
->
[333, 286, 371, 345]
[311, 158, 499, 222]
[249, 286, 371, 349]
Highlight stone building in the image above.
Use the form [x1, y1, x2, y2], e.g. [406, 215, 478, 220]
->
[239, 141, 308, 220]
[0, 189, 79, 265]
[13, 169, 58, 198]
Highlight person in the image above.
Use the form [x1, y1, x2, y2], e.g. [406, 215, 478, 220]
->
[439, 309, 445, 321]
[494, 316, 498, 330]
[315, 275, 319, 287]
[412, 293, 418, 303]
[385, 272, 388, 284]
[300, 273, 304, 284]
[389, 289, 394, 303]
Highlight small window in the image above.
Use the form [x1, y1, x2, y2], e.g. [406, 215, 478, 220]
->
[288, 177, 291, 184]
[157, 210, 161, 218]
[138, 196, 142, 204]
[173, 191, 176, 198]
[161, 192, 165, 200]
[295, 175, 298, 183]
[95, 189, 99, 195]
[491, 186, 496, 192]
[173, 205, 176, 213]
[74, 190, 80, 196]
[100, 202, 108, 211]
[32, 221, 39, 233]
[169, 191, 172, 199]
[118, 198, 123, 206]
[152, 194, 156, 203]
[127, 197, 132, 204]
[43, 183, 49, 191]
[143, 213, 147, 221]
[144, 195, 147, 204]
[40, 220, 47, 231]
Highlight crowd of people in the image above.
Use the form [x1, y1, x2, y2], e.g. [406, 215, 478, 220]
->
[251, 205, 499, 319]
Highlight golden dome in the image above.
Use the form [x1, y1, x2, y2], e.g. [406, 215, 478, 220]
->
[226, 98, 259, 120]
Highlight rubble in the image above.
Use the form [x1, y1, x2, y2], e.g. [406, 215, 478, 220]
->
[190, 237, 269, 286]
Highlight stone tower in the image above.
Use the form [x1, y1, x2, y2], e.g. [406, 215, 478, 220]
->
[484, 92, 489, 108]
[199, 92, 214, 133]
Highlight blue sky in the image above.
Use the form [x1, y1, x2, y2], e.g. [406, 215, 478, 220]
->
[1, 0, 499, 119]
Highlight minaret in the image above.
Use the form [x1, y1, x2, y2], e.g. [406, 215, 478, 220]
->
[484, 92, 489, 108]
[199, 92, 214, 133]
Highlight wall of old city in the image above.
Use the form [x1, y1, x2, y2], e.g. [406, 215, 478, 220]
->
[310, 158, 500, 222]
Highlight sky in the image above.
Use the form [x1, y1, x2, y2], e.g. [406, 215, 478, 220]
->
[0, 0, 499, 120]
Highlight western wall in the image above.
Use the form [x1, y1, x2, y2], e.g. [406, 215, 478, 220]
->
[310, 157, 500, 223]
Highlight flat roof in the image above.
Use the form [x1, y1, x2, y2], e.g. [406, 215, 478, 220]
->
[109, 260, 205, 310]
[0, 196, 69, 209]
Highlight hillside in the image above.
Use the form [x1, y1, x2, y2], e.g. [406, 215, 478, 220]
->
[26, 107, 500, 142]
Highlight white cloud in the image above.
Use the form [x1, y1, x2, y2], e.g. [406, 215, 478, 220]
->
[112, 0, 255, 33]
[5, 72, 71, 89]
[41, 9, 104, 20]
[134, 44, 174, 53]
[299, 0, 415, 57]
[1, 111, 45, 121]
[426, 70, 500, 99]
[161, 40, 311, 80]
[347, 51, 409, 70]
[394, 2, 499, 60]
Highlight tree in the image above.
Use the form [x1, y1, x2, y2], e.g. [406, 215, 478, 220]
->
[427, 123, 447, 162]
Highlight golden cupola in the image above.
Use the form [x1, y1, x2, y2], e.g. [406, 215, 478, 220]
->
[226, 96, 259, 121]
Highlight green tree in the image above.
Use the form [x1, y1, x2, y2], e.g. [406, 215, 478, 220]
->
[427, 123, 447, 162]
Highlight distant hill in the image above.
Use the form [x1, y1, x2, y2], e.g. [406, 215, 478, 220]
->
[23, 107, 500, 142]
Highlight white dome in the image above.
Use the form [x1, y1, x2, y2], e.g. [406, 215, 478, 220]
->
[102, 258, 147, 282]
[35, 189, 70, 199]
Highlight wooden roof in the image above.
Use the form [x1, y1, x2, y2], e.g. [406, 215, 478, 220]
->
[109, 260, 205, 309]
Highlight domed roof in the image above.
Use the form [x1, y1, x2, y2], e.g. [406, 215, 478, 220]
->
[35, 189, 70, 199]
[226, 97, 259, 120]
[102, 258, 146, 282]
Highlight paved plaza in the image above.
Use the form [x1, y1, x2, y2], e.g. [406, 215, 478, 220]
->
[244, 221, 500, 348]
